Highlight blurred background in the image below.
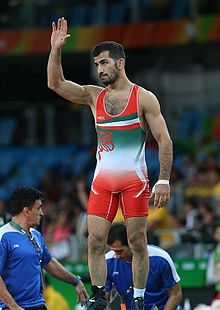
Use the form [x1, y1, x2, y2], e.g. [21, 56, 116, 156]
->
[1, 0, 220, 309]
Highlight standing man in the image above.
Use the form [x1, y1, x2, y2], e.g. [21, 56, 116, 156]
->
[106, 223, 182, 310]
[47, 17, 173, 310]
[0, 186, 89, 310]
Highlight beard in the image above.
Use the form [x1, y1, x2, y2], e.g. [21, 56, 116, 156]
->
[100, 65, 119, 86]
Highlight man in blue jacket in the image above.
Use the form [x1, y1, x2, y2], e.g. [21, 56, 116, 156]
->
[0, 186, 89, 310]
[106, 223, 182, 310]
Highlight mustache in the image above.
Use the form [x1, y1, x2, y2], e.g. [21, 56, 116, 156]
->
[99, 73, 108, 78]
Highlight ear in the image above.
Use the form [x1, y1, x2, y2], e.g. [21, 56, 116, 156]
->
[23, 207, 30, 216]
[117, 58, 125, 70]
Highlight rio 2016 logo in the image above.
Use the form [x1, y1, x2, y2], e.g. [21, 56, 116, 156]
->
[97, 131, 114, 160]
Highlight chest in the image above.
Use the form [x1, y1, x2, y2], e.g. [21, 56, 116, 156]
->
[7, 234, 42, 264]
[104, 93, 130, 116]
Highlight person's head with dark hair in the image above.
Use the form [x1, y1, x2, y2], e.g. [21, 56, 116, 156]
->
[10, 186, 44, 216]
[92, 41, 126, 61]
[107, 222, 132, 262]
[10, 186, 44, 230]
[107, 222, 128, 246]
[92, 41, 127, 86]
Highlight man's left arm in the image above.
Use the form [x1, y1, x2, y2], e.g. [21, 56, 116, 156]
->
[164, 283, 182, 310]
[44, 257, 89, 302]
[140, 89, 173, 208]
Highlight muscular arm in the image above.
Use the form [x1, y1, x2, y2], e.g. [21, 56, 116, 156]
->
[140, 89, 173, 180]
[164, 283, 182, 310]
[47, 17, 102, 109]
[139, 89, 173, 206]
[0, 277, 23, 310]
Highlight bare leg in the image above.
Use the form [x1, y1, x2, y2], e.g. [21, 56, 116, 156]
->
[126, 217, 148, 288]
[87, 214, 112, 286]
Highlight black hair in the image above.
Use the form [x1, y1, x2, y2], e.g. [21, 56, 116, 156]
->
[10, 186, 44, 216]
[107, 222, 128, 246]
[92, 41, 126, 61]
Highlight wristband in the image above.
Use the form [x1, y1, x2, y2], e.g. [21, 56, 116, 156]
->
[72, 275, 81, 286]
[151, 179, 169, 193]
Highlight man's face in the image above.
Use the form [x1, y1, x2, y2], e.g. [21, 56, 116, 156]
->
[94, 51, 120, 85]
[26, 199, 43, 227]
[109, 239, 132, 262]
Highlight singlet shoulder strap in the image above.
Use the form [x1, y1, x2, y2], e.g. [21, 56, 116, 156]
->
[95, 87, 107, 106]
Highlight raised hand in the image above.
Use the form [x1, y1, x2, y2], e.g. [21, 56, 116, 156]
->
[50, 17, 70, 50]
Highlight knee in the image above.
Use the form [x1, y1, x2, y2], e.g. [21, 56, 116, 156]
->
[88, 233, 106, 254]
[128, 231, 147, 253]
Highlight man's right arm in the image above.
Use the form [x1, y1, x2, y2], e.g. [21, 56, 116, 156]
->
[164, 283, 182, 310]
[47, 47, 96, 105]
[47, 17, 102, 107]
[0, 277, 24, 310]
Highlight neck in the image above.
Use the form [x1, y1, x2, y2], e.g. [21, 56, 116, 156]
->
[12, 216, 29, 232]
[109, 75, 131, 91]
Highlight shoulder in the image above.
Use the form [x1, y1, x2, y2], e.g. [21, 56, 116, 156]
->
[84, 85, 104, 102]
[105, 250, 116, 260]
[138, 87, 158, 100]
[30, 228, 43, 240]
[148, 244, 180, 282]
[0, 223, 14, 241]
[148, 244, 174, 265]
[105, 250, 120, 267]
[137, 87, 160, 111]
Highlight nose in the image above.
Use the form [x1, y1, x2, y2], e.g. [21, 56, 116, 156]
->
[97, 65, 103, 76]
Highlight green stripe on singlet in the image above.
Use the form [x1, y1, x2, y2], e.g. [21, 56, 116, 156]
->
[97, 113, 138, 124]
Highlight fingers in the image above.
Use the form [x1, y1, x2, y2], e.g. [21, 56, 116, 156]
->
[153, 193, 169, 208]
[64, 34, 71, 41]
[77, 290, 89, 302]
[149, 192, 154, 199]
[52, 17, 67, 33]
[150, 184, 170, 208]
[81, 289, 89, 300]
[57, 17, 62, 30]
[59, 17, 67, 32]
[62, 18, 68, 33]
[75, 284, 90, 303]
[52, 21, 56, 31]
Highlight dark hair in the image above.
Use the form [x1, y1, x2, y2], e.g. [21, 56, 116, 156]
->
[10, 186, 44, 216]
[107, 222, 128, 246]
[92, 41, 126, 61]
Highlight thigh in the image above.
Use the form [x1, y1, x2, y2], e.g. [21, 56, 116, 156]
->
[120, 181, 150, 219]
[87, 185, 120, 222]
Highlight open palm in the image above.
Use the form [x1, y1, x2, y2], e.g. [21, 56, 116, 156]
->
[51, 17, 70, 49]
